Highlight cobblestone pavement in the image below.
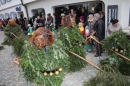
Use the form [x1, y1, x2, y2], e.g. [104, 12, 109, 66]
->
[0, 31, 107, 86]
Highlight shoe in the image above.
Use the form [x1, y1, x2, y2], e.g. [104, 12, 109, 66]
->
[94, 54, 101, 57]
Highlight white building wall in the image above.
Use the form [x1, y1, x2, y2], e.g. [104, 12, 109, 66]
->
[129, 0, 130, 25]
[23, 0, 37, 4]
[103, 0, 129, 29]
[0, 0, 27, 19]
[0, 0, 21, 11]
[26, 0, 99, 17]
[120, 0, 129, 28]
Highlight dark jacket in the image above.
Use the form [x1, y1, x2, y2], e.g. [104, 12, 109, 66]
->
[94, 18, 105, 40]
[47, 16, 53, 25]
[29, 19, 33, 27]
[54, 17, 60, 29]
[36, 19, 43, 29]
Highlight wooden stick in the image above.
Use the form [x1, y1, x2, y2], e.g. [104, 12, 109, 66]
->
[109, 49, 130, 62]
[86, 36, 130, 62]
[69, 51, 104, 72]
[85, 35, 102, 45]
[14, 57, 20, 65]
[11, 32, 19, 38]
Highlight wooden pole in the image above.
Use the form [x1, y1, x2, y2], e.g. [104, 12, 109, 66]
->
[69, 51, 104, 72]
[86, 35, 130, 62]
[11, 32, 19, 38]
[109, 49, 130, 62]
[14, 57, 20, 65]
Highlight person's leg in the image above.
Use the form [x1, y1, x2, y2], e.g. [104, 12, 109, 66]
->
[95, 41, 101, 57]
[98, 44, 102, 56]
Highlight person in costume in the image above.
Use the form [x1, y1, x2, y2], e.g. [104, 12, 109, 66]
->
[5, 19, 22, 36]
[3, 20, 86, 86]
[64, 11, 76, 27]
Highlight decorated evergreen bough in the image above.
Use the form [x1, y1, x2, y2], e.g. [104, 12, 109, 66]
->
[83, 30, 130, 86]
[2, 19, 26, 56]
[100, 31, 130, 75]
[58, 26, 86, 72]
[3, 22, 86, 86]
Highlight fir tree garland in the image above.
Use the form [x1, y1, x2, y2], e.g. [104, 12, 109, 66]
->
[20, 40, 69, 85]
[2, 25, 26, 56]
[101, 31, 130, 75]
[58, 26, 87, 72]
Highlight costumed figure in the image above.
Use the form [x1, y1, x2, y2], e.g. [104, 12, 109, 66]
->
[3, 19, 25, 56]
[64, 12, 76, 27]
[3, 19, 86, 86]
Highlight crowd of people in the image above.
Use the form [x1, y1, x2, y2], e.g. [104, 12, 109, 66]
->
[0, 8, 122, 57]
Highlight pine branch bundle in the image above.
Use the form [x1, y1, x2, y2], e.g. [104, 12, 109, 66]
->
[58, 26, 87, 72]
[2, 25, 26, 56]
[101, 31, 130, 75]
[20, 40, 69, 86]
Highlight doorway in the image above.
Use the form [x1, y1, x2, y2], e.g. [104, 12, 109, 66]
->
[53, 1, 105, 24]
[31, 8, 45, 18]
[17, 11, 24, 18]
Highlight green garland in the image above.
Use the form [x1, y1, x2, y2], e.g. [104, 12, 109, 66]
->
[20, 40, 70, 85]
[100, 31, 130, 75]
[2, 25, 26, 56]
[58, 26, 87, 72]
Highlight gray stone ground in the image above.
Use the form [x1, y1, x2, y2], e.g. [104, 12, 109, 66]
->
[0, 31, 107, 86]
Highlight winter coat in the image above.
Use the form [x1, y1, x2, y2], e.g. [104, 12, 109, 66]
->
[94, 18, 105, 40]
[106, 23, 122, 37]
[29, 19, 33, 27]
[24, 20, 28, 31]
[20, 19, 28, 31]
[88, 20, 95, 34]
[54, 17, 60, 29]
[46, 16, 53, 26]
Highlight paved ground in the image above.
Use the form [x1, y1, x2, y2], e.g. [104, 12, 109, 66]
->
[0, 32, 35, 86]
[0, 31, 107, 86]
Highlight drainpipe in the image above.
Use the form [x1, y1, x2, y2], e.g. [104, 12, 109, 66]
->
[20, 0, 29, 19]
